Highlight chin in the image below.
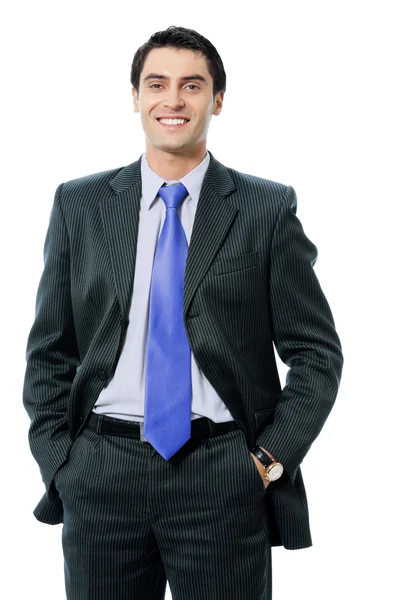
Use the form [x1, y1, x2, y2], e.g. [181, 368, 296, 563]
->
[156, 141, 191, 153]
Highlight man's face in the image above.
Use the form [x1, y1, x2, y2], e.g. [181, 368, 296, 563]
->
[132, 47, 223, 156]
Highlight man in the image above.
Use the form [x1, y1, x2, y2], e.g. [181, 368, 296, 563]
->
[23, 25, 344, 600]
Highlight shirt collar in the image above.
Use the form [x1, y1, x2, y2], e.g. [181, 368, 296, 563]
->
[140, 150, 211, 210]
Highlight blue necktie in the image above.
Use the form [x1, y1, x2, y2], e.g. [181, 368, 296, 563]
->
[144, 182, 192, 459]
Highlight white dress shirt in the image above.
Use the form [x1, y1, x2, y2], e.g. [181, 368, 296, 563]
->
[93, 150, 235, 423]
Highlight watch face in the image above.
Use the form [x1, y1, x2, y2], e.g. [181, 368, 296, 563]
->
[268, 464, 284, 481]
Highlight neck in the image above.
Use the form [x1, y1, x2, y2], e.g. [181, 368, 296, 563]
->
[145, 143, 207, 180]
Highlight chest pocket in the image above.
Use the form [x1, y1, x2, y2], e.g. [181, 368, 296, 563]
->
[211, 251, 259, 276]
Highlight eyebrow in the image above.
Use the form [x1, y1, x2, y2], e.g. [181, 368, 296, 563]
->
[143, 73, 208, 85]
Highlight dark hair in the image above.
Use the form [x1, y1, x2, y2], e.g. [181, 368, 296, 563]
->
[130, 26, 226, 100]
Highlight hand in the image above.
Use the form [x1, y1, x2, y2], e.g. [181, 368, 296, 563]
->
[250, 452, 270, 489]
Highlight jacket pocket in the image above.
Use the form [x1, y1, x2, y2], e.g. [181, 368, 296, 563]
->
[212, 251, 259, 275]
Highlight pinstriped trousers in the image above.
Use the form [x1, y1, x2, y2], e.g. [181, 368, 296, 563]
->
[54, 421, 272, 599]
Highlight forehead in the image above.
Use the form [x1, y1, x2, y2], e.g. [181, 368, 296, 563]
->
[141, 47, 210, 80]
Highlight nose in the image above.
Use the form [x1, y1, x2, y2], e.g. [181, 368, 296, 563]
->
[163, 86, 185, 109]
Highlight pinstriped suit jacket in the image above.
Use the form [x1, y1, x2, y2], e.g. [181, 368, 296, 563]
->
[23, 150, 343, 550]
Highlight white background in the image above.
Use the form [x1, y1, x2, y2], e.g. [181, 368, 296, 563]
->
[1, 1, 399, 598]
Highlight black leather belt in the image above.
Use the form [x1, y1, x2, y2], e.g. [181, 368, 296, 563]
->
[86, 411, 239, 441]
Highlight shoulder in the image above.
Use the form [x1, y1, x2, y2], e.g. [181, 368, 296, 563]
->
[224, 163, 292, 212]
[60, 165, 123, 197]
[55, 164, 130, 217]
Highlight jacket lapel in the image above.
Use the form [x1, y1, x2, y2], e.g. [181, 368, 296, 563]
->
[100, 150, 238, 321]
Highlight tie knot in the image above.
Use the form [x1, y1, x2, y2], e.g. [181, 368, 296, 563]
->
[158, 182, 188, 210]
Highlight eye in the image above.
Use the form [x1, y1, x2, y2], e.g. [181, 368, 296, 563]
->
[149, 84, 199, 90]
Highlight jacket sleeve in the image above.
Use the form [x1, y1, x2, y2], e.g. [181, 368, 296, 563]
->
[255, 185, 344, 486]
[22, 183, 80, 498]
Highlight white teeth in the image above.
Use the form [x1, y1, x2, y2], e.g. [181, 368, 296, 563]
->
[159, 118, 188, 125]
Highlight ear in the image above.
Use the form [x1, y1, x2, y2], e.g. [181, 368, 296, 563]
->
[213, 91, 224, 116]
[132, 87, 139, 113]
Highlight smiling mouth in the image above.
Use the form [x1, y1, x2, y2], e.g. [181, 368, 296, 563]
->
[157, 119, 190, 129]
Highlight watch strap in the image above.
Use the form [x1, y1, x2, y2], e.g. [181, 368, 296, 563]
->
[250, 446, 274, 468]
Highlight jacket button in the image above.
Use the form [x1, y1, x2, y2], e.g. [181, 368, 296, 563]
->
[98, 369, 108, 380]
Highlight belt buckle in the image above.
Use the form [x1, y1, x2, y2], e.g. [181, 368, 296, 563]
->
[140, 421, 149, 443]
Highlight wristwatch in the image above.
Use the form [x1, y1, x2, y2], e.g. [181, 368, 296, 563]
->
[251, 446, 284, 482]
